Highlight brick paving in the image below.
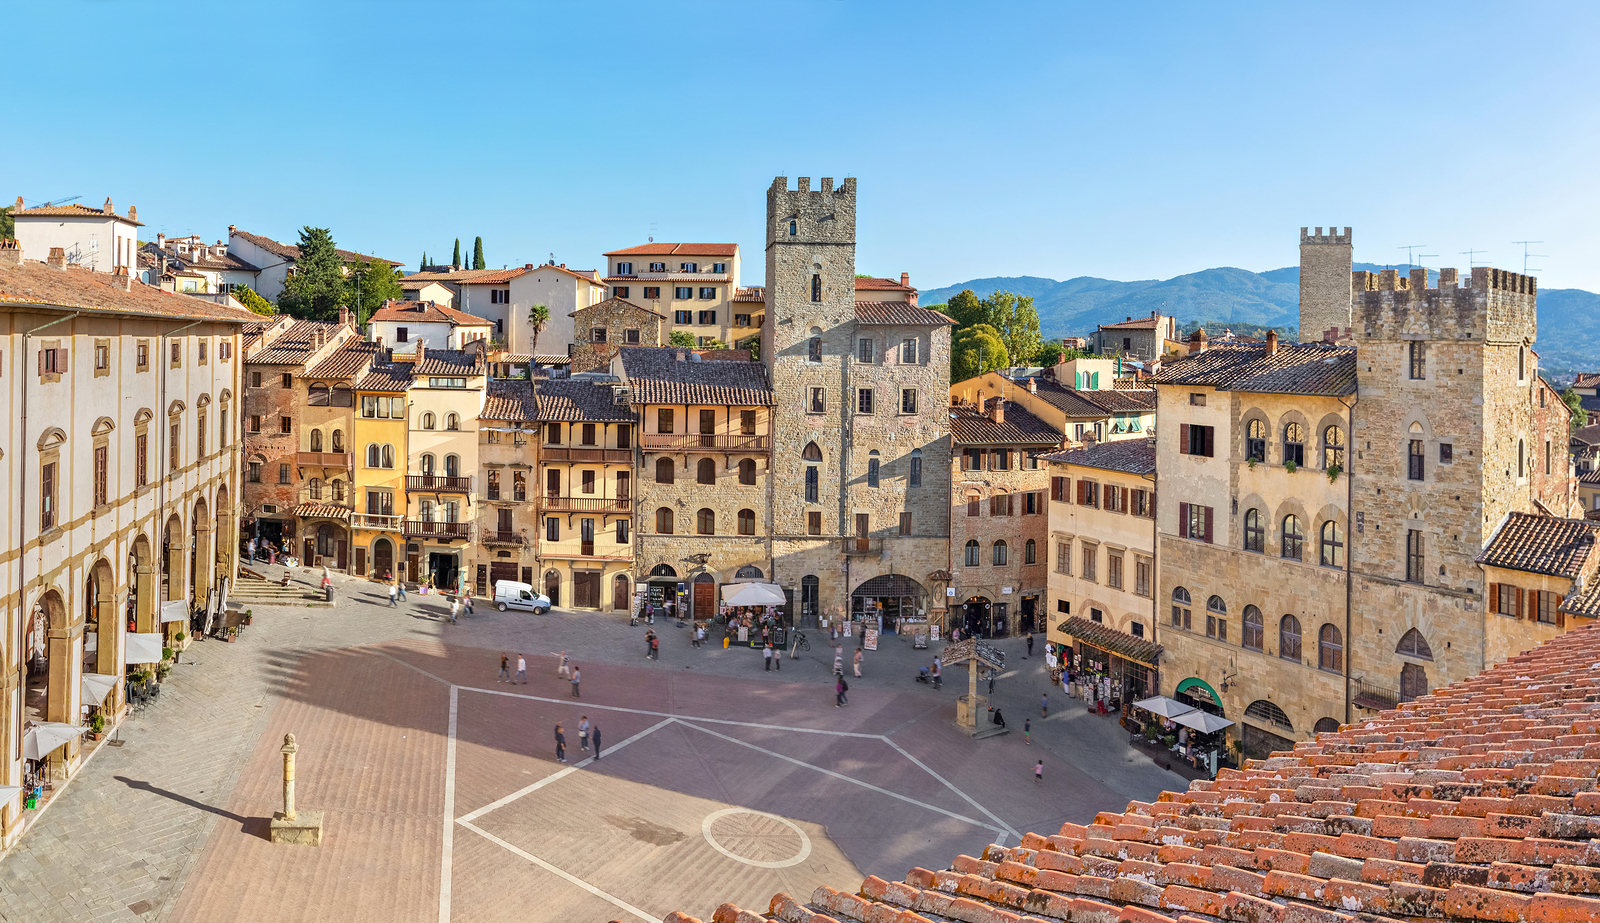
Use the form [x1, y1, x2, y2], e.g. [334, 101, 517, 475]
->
[0, 567, 1187, 922]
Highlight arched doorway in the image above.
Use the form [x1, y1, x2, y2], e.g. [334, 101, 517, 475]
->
[85, 559, 120, 716]
[1400, 662, 1428, 702]
[372, 538, 395, 580]
[962, 596, 991, 638]
[191, 497, 212, 612]
[312, 522, 348, 570]
[691, 573, 715, 620]
[1242, 698, 1296, 760]
[643, 563, 678, 615]
[544, 569, 562, 607]
[163, 514, 185, 603]
[27, 589, 76, 771]
[851, 574, 928, 634]
[130, 534, 155, 633]
[612, 574, 630, 612]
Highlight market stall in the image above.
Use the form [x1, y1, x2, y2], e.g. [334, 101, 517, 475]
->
[721, 582, 788, 648]
[1055, 615, 1161, 714]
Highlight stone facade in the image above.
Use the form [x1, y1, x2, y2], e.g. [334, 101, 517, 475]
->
[569, 297, 663, 373]
[1297, 227, 1352, 343]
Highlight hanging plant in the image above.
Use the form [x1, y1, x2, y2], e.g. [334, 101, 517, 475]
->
[1284, 459, 1298, 474]
[1326, 463, 1342, 482]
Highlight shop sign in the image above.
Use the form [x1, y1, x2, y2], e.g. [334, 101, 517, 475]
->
[863, 629, 879, 651]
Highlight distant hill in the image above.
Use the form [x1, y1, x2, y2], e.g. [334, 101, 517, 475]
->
[925, 265, 1596, 382]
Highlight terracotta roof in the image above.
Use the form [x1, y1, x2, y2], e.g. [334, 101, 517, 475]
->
[1560, 577, 1600, 619]
[1570, 423, 1600, 447]
[696, 348, 751, 362]
[480, 380, 539, 422]
[1579, 470, 1600, 487]
[0, 259, 260, 324]
[1477, 512, 1600, 578]
[247, 320, 349, 366]
[399, 279, 451, 291]
[673, 621, 1600, 923]
[368, 299, 490, 328]
[855, 301, 956, 326]
[1027, 378, 1120, 417]
[228, 229, 398, 266]
[1056, 615, 1161, 665]
[532, 354, 571, 365]
[14, 199, 144, 226]
[412, 349, 485, 377]
[1085, 388, 1157, 413]
[517, 263, 603, 285]
[618, 347, 774, 406]
[854, 276, 917, 293]
[1099, 316, 1163, 329]
[354, 363, 413, 392]
[140, 242, 261, 273]
[305, 340, 382, 380]
[603, 242, 738, 257]
[1041, 439, 1158, 475]
[455, 268, 528, 285]
[570, 296, 667, 320]
[1571, 372, 1600, 389]
[1154, 342, 1357, 396]
[951, 400, 1062, 445]
[535, 379, 632, 422]
[292, 504, 351, 520]
[733, 286, 766, 303]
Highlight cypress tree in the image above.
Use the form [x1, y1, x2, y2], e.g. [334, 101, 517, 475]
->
[420, 250, 427, 271]
[473, 236, 485, 270]
[452, 238, 461, 268]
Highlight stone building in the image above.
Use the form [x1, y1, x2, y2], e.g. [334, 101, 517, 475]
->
[949, 397, 1061, 638]
[617, 347, 774, 620]
[474, 379, 540, 596]
[761, 176, 956, 632]
[402, 348, 486, 591]
[602, 243, 748, 348]
[568, 297, 664, 373]
[0, 245, 250, 844]
[1092, 312, 1178, 360]
[1476, 511, 1600, 665]
[952, 369, 1154, 447]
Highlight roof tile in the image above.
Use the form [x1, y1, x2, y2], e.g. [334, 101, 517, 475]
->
[480, 380, 538, 422]
[229, 228, 398, 266]
[369, 299, 491, 328]
[0, 259, 260, 324]
[535, 379, 632, 422]
[618, 347, 773, 406]
[1154, 342, 1357, 396]
[951, 400, 1062, 445]
[855, 301, 955, 326]
[1476, 512, 1599, 578]
[1041, 440, 1157, 476]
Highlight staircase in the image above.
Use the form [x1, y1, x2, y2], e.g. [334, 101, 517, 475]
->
[228, 574, 332, 608]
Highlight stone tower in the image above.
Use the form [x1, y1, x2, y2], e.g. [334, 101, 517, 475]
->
[764, 176, 954, 627]
[1298, 227, 1352, 343]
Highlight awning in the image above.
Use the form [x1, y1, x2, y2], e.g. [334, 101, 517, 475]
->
[0, 786, 20, 803]
[160, 601, 187, 623]
[721, 583, 785, 606]
[1132, 695, 1197, 719]
[1172, 710, 1235, 734]
[125, 633, 164, 664]
[81, 673, 118, 705]
[23, 723, 85, 761]
[1056, 615, 1162, 667]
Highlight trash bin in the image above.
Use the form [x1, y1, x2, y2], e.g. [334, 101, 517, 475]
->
[325, 586, 334, 603]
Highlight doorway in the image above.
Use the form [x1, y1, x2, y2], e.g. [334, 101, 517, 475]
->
[692, 573, 715, 619]
[574, 572, 600, 608]
[613, 575, 630, 611]
[545, 569, 562, 607]
[428, 552, 459, 591]
[373, 538, 394, 580]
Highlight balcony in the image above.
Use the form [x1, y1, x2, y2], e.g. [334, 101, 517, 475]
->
[403, 520, 472, 540]
[840, 537, 883, 557]
[352, 513, 402, 530]
[540, 447, 633, 463]
[539, 549, 633, 562]
[1351, 677, 1417, 712]
[640, 434, 770, 452]
[296, 451, 352, 469]
[539, 495, 630, 512]
[406, 475, 473, 493]
[481, 531, 526, 546]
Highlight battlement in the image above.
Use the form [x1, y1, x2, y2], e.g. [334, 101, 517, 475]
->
[768, 176, 857, 197]
[1352, 265, 1536, 345]
[1301, 226, 1352, 245]
[767, 175, 857, 246]
[1353, 265, 1537, 296]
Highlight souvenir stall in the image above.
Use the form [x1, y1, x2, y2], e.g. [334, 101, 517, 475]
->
[720, 582, 788, 648]
[1055, 615, 1161, 715]
[1129, 695, 1235, 777]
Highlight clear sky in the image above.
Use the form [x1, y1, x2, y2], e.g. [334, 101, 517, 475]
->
[7, 1, 1598, 290]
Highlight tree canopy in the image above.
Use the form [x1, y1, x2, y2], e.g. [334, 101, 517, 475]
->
[0, 204, 12, 240]
[668, 330, 697, 348]
[233, 284, 277, 316]
[472, 236, 485, 270]
[276, 227, 348, 321]
[938, 288, 1042, 379]
[1562, 387, 1590, 428]
[951, 323, 1010, 382]
[348, 258, 403, 326]
[451, 238, 461, 267]
[527, 304, 550, 354]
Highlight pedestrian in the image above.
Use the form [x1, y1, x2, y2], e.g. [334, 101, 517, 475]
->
[853, 648, 862, 678]
[464, 593, 474, 616]
[932, 660, 942, 690]
[388, 581, 398, 608]
[555, 724, 567, 763]
[833, 646, 843, 676]
[645, 630, 655, 659]
[840, 676, 848, 705]
[1024, 716, 1032, 744]
[691, 625, 701, 648]
[515, 653, 527, 684]
[1026, 631, 1034, 658]
[835, 676, 845, 707]
[763, 643, 773, 671]
[247, 537, 257, 564]
[579, 715, 590, 751]
[649, 634, 659, 660]
[1041, 692, 1049, 717]
[450, 597, 460, 624]
[988, 670, 996, 696]
[554, 651, 570, 678]
[592, 725, 602, 760]
[570, 666, 581, 698]
[397, 578, 407, 602]
[499, 652, 510, 682]
[1035, 760, 1044, 783]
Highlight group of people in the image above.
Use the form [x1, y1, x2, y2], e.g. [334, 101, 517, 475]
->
[553, 717, 601, 764]
[244, 537, 282, 566]
[504, 653, 599, 765]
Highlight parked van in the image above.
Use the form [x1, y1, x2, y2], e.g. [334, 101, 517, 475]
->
[494, 581, 551, 613]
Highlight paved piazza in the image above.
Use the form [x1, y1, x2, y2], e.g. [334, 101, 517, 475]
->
[0, 568, 1185, 922]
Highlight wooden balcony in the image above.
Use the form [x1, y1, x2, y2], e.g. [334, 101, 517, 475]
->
[640, 434, 770, 452]
[481, 531, 526, 546]
[840, 537, 883, 557]
[539, 495, 630, 512]
[538, 550, 633, 562]
[352, 513, 402, 530]
[296, 451, 352, 469]
[540, 447, 633, 463]
[403, 520, 472, 540]
[406, 475, 473, 493]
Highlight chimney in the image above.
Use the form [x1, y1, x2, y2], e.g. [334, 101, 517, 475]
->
[990, 400, 1005, 424]
[975, 388, 985, 407]
[104, 197, 114, 215]
[156, 232, 166, 249]
[1265, 329, 1278, 355]
[415, 340, 425, 362]
[13, 196, 22, 211]
[900, 272, 909, 287]
[1188, 328, 1208, 354]
[228, 225, 236, 234]
[1126, 317, 1132, 322]
[525, 263, 533, 270]
[47, 247, 67, 269]
[1027, 377, 1037, 394]
[676, 350, 686, 362]
[339, 304, 351, 327]
[129, 205, 137, 222]
[0, 239, 21, 266]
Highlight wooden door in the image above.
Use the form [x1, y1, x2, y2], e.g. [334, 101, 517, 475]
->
[407, 552, 420, 583]
[373, 540, 392, 578]
[854, 513, 869, 552]
[574, 573, 598, 608]
[336, 540, 348, 570]
[1400, 663, 1428, 702]
[354, 547, 367, 577]
[489, 562, 517, 592]
[580, 518, 594, 557]
[304, 537, 316, 563]
[613, 575, 630, 611]
[693, 579, 715, 619]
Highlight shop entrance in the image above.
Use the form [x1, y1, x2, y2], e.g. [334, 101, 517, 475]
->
[962, 596, 991, 638]
[613, 575, 630, 611]
[574, 572, 601, 608]
[691, 573, 715, 619]
[643, 564, 678, 617]
[851, 574, 928, 634]
[428, 553, 459, 591]
[373, 538, 395, 580]
[1020, 595, 1037, 634]
[545, 569, 562, 607]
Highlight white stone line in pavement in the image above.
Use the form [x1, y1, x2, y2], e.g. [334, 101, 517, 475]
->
[371, 649, 458, 688]
[456, 819, 658, 923]
[454, 717, 676, 825]
[882, 738, 1020, 846]
[440, 684, 459, 923]
[675, 720, 1007, 836]
[469, 683, 885, 739]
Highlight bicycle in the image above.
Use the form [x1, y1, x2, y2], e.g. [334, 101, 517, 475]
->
[793, 632, 811, 652]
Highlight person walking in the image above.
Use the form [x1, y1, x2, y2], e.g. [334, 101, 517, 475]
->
[592, 725, 602, 760]
[515, 653, 527, 684]
[1034, 760, 1044, 783]
[498, 653, 510, 682]
[555, 724, 567, 763]
[833, 646, 843, 676]
[388, 581, 398, 608]
[554, 651, 570, 678]
[570, 666, 581, 698]
[397, 578, 407, 602]
[763, 643, 774, 671]
[690, 625, 701, 648]
[1040, 692, 1049, 717]
[247, 537, 257, 564]
[578, 716, 590, 751]
[1026, 631, 1034, 658]
[449, 597, 460, 624]
[835, 676, 845, 707]
[853, 648, 862, 678]
[463, 593, 474, 616]
[644, 630, 656, 659]
[649, 634, 659, 660]
[840, 676, 848, 705]
[932, 659, 942, 690]
[988, 670, 996, 696]
[1024, 717, 1032, 745]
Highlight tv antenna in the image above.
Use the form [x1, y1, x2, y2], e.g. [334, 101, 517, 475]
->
[1512, 241, 1546, 274]
[24, 194, 81, 209]
[1459, 248, 1488, 267]
[1398, 244, 1428, 268]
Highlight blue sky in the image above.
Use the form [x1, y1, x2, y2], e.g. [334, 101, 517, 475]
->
[8, 1, 1599, 290]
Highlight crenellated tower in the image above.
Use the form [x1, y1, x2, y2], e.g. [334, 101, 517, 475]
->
[1298, 227, 1353, 343]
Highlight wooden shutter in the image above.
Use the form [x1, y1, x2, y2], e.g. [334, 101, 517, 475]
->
[1488, 583, 1499, 614]
[960, 452, 970, 471]
[1557, 597, 1567, 628]
[56, 348, 67, 373]
[1121, 487, 1130, 514]
[1178, 502, 1190, 539]
[37, 349, 46, 375]
[1007, 494, 1015, 516]
[1203, 425, 1214, 457]
[1179, 423, 1190, 455]
[1514, 586, 1525, 619]
[1203, 506, 1214, 543]
[1051, 477, 1063, 501]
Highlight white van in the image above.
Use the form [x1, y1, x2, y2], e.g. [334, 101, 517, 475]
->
[494, 581, 551, 613]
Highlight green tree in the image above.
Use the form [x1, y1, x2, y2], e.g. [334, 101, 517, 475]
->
[1562, 387, 1589, 428]
[420, 250, 427, 271]
[277, 227, 348, 321]
[736, 333, 761, 361]
[951, 324, 1009, 382]
[527, 303, 550, 355]
[983, 290, 1043, 365]
[0, 204, 12, 240]
[668, 330, 697, 348]
[233, 284, 277, 316]
[472, 236, 485, 270]
[943, 289, 989, 328]
[452, 238, 461, 267]
[348, 258, 403, 326]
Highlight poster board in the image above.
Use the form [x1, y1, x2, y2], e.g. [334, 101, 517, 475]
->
[863, 629, 879, 651]
[930, 624, 940, 641]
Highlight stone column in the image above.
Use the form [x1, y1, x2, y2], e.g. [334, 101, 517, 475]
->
[281, 733, 296, 821]
[269, 731, 322, 846]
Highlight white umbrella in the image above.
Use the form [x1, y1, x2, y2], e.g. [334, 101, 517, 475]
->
[1132, 695, 1198, 719]
[81, 673, 118, 705]
[23, 723, 85, 761]
[159, 600, 187, 623]
[0, 786, 20, 803]
[721, 583, 785, 606]
[124, 632, 164, 664]
[1171, 710, 1235, 734]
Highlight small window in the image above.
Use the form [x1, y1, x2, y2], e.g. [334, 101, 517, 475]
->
[857, 389, 874, 414]
[994, 541, 1009, 566]
[808, 336, 822, 363]
[1170, 586, 1191, 630]
[625, 328, 640, 343]
[1280, 615, 1302, 661]
[1406, 529, 1424, 583]
[1409, 340, 1426, 379]
[697, 458, 715, 485]
[738, 458, 756, 485]
[909, 449, 923, 488]
[808, 511, 821, 535]
[1282, 423, 1305, 467]
[1245, 419, 1266, 462]
[809, 388, 825, 413]
[696, 508, 715, 535]
[657, 408, 674, 434]
[857, 338, 874, 363]
[867, 453, 880, 488]
[1244, 508, 1264, 552]
[655, 507, 673, 534]
[900, 338, 918, 364]
[901, 389, 917, 414]
[674, 310, 692, 324]
[674, 287, 692, 300]
[1318, 624, 1343, 672]
[592, 327, 609, 344]
[789, 220, 798, 236]
[805, 466, 818, 502]
[697, 310, 717, 324]
[280, 416, 292, 435]
[1322, 426, 1344, 469]
[964, 540, 980, 567]
[698, 287, 716, 300]
[655, 458, 674, 484]
[281, 372, 291, 388]
[1189, 393, 1206, 406]
[1320, 520, 1344, 567]
[737, 508, 755, 535]
[1242, 606, 1263, 651]
[811, 274, 821, 302]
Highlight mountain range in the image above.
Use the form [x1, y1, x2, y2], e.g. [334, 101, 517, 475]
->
[920, 266, 1600, 383]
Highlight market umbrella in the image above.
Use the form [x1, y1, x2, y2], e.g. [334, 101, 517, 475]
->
[1171, 710, 1235, 734]
[124, 632, 164, 665]
[1132, 695, 1197, 719]
[81, 673, 118, 705]
[720, 583, 786, 607]
[23, 723, 85, 761]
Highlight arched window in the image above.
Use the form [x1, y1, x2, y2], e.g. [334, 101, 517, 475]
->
[1281, 514, 1303, 560]
[331, 479, 345, 502]
[1322, 425, 1344, 469]
[382, 444, 394, 468]
[1024, 539, 1036, 564]
[697, 458, 715, 485]
[1245, 699, 1294, 732]
[310, 429, 323, 452]
[1244, 508, 1264, 552]
[1242, 605, 1263, 651]
[803, 441, 822, 461]
[1246, 419, 1266, 462]
[738, 508, 755, 535]
[331, 429, 343, 451]
[1518, 345, 1526, 381]
[808, 336, 822, 363]
[1320, 520, 1344, 567]
[811, 274, 821, 302]
[867, 451, 880, 488]
[308, 477, 323, 500]
[993, 541, 1008, 566]
[1205, 594, 1227, 640]
[446, 412, 460, 431]
[655, 507, 673, 534]
[1279, 615, 1302, 661]
[421, 412, 436, 430]
[1313, 717, 1341, 735]
[697, 508, 715, 534]
[366, 443, 380, 467]
[800, 574, 819, 617]
[1283, 423, 1305, 467]
[964, 539, 980, 567]
[655, 458, 674, 484]
[909, 447, 923, 487]
[420, 453, 436, 475]
[444, 454, 459, 477]
[738, 458, 756, 485]
[1319, 623, 1343, 672]
[1396, 628, 1434, 660]
[1171, 586, 1191, 629]
[1207, 595, 1226, 614]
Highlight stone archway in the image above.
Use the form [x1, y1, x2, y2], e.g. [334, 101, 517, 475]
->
[86, 558, 118, 680]
[131, 534, 156, 633]
[31, 588, 81, 773]
[372, 538, 395, 581]
[215, 484, 236, 582]
[191, 497, 213, 612]
[163, 514, 185, 606]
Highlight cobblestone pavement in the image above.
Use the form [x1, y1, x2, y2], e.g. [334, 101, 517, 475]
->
[0, 567, 1186, 922]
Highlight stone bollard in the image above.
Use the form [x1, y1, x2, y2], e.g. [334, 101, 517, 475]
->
[269, 732, 323, 846]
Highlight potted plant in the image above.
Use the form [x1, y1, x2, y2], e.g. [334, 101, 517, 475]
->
[1163, 734, 1177, 747]
[243, 610, 254, 626]
[88, 712, 106, 741]
[156, 662, 172, 682]
[1284, 459, 1298, 474]
[161, 647, 174, 662]
[1326, 463, 1342, 482]
[226, 626, 238, 642]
